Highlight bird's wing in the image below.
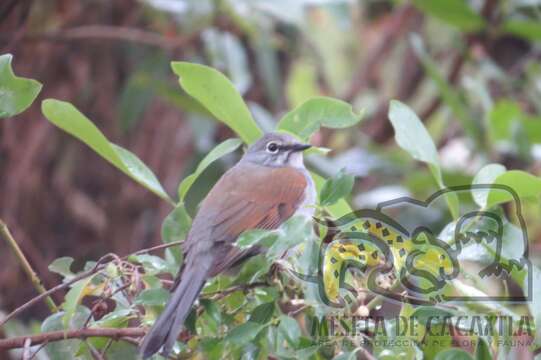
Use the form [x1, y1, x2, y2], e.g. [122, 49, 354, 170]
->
[182, 162, 308, 276]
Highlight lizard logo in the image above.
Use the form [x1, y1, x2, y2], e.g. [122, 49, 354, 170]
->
[292, 184, 532, 307]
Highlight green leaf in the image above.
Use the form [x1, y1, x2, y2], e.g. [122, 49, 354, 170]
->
[93, 308, 132, 328]
[226, 321, 266, 346]
[236, 229, 277, 250]
[62, 277, 95, 329]
[332, 349, 363, 360]
[0, 54, 42, 118]
[200, 337, 225, 360]
[278, 315, 302, 348]
[249, 302, 275, 324]
[411, 0, 485, 32]
[42, 307, 90, 360]
[312, 172, 352, 218]
[475, 338, 492, 360]
[128, 254, 176, 276]
[200, 298, 222, 325]
[171, 62, 262, 144]
[488, 100, 521, 141]
[277, 96, 364, 140]
[42, 100, 172, 204]
[48, 256, 75, 278]
[434, 348, 474, 360]
[104, 342, 139, 359]
[487, 170, 541, 207]
[135, 288, 170, 306]
[503, 20, 541, 42]
[389, 100, 439, 171]
[472, 163, 506, 208]
[487, 100, 541, 145]
[388, 100, 458, 218]
[88, 309, 133, 349]
[319, 168, 354, 206]
[177, 138, 242, 200]
[161, 203, 191, 264]
[267, 215, 313, 261]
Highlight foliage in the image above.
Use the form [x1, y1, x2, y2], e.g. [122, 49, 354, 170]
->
[2, 0, 541, 359]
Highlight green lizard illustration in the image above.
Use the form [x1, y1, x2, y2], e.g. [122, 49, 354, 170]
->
[316, 210, 458, 304]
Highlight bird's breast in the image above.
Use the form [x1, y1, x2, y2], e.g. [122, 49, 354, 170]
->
[295, 169, 316, 218]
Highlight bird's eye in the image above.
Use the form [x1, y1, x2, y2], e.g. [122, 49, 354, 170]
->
[266, 142, 279, 153]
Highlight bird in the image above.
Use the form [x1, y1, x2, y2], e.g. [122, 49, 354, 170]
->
[140, 132, 315, 359]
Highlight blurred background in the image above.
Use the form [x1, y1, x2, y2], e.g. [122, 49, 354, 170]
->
[1, 0, 541, 327]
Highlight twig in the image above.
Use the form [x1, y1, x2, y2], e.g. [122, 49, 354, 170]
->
[86, 340, 105, 360]
[0, 327, 145, 349]
[130, 240, 183, 257]
[0, 219, 58, 313]
[22, 338, 31, 360]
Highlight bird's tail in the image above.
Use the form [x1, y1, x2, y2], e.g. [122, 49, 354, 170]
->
[139, 268, 207, 359]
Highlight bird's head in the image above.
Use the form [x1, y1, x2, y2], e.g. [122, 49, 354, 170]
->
[242, 132, 311, 168]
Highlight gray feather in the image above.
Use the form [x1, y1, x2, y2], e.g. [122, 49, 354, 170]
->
[139, 268, 207, 359]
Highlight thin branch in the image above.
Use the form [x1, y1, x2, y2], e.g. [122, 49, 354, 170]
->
[28, 343, 47, 360]
[130, 240, 183, 256]
[0, 255, 110, 328]
[202, 281, 268, 300]
[0, 219, 58, 313]
[0, 327, 145, 350]
[3, 25, 198, 50]
[0, 241, 183, 327]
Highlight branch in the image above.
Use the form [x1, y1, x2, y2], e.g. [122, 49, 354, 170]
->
[2, 25, 198, 50]
[0, 327, 145, 350]
[0, 241, 183, 327]
[0, 219, 58, 313]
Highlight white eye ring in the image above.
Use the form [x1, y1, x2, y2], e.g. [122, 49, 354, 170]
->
[266, 141, 279, 154]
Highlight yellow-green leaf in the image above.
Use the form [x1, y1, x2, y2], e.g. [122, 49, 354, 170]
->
[42, 99, 172, 204]
[0, 54, 42, 118]
[171, 62, 262, 144]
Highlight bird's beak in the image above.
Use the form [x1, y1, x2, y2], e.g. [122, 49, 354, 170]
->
[289, 143, 312, 152]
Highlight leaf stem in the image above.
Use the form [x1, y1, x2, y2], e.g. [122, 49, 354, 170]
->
[0, 219, 58, 313]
